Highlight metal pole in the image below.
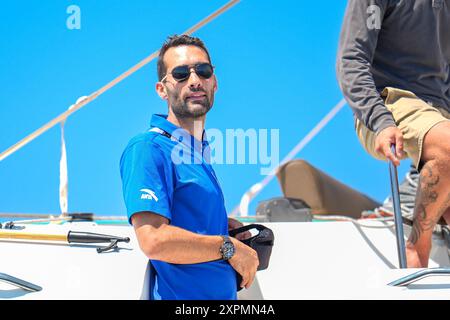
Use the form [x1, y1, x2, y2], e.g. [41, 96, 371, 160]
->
[0, 273, 42, 292]
[388, 145, 407, 268]
[388, 268, 450, 286]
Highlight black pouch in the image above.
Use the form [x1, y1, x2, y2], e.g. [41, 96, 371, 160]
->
[229, 224, 274, 291]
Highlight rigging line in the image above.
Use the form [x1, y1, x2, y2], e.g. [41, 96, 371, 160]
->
[0, 213, 128, 220]
[0, 0, 241, 163]
[230, 97, 347, 217]
[0, 213, 57, 219]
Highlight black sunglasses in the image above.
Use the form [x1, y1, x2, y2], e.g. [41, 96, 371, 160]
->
[162, 63, 214, 82]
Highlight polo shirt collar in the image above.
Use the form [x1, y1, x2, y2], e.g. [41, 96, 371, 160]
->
[150, 114, 209, 154]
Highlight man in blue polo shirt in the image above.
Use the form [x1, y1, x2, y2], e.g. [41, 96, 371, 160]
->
[120, 35, 258, 300]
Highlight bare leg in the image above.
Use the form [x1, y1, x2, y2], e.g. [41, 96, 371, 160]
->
[443, 208, 450, 225]
[406, 122, 450, 268]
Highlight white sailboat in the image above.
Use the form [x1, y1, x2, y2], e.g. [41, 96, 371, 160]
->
[2, 0, 450, 300]
[2, 157, 450, 300]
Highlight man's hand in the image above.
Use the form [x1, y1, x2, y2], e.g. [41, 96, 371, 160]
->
[228, 217, 251, 241]
[375, 126, 404, 166]
[228, 238, 259, 289]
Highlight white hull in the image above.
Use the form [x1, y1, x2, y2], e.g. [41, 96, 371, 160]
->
[1, 220, 450, 300]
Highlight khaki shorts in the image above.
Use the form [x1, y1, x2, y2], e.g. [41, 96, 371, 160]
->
[356, 87, 450, 169]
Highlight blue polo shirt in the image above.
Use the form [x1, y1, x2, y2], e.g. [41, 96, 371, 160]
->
[120, 114, 237, 300]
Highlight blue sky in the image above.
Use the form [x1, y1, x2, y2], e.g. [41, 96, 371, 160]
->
[0, 0, 412, 217]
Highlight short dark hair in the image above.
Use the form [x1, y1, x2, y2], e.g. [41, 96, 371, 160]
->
[157, 34, 212, 81]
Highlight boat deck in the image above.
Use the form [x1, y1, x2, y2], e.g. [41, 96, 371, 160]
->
[0, 222, 148, 299]
[1, 220, 450, 299]
[253, 221, 450, 300]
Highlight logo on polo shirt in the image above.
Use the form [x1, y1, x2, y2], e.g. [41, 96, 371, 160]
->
[140, 189, 159, 201]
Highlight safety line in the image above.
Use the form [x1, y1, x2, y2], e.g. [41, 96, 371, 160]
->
[230, 98, 347, 217]
[0, 0, 241, 162]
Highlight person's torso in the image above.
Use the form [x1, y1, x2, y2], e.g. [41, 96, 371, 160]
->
[372, 0, 450, 109]
[148, 130, 237, 300]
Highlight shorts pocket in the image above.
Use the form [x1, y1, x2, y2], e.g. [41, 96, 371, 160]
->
[381, 87, 417, 107]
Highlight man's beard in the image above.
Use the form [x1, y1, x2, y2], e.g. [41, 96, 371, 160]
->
[168, 88, 213, 119]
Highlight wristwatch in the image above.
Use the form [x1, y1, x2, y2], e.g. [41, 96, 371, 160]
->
[219, 235, 235, 260]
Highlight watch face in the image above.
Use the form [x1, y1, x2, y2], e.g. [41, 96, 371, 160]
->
[222, 242, 235, 260]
